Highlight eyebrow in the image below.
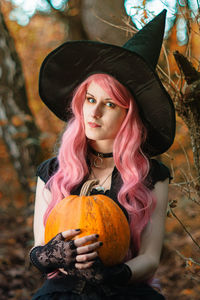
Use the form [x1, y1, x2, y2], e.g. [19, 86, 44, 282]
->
[86, 91, 113, 101]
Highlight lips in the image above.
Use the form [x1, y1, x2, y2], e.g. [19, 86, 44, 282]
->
[88, 122, 101, 128]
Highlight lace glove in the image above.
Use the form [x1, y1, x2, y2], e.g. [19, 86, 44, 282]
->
[29, 232, 77, 274]
[76, 258, 132, 285]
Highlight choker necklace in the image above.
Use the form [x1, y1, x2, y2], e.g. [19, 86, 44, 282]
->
[90, 147, 113, 168]
[90, 147, 113, 158]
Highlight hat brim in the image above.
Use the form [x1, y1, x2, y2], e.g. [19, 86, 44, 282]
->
[39, 41, 175, 157]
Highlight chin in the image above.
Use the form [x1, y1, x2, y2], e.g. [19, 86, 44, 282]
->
[85, 130, 102, 140]
[86, 135, 103, 141]
[85, 128, 115, 141]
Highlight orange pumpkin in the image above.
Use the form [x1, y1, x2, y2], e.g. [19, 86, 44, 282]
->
[45, 194, 130, 266]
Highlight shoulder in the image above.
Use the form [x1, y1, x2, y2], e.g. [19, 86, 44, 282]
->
[36, 157, 59, 183]
[145, 159, 172, 190]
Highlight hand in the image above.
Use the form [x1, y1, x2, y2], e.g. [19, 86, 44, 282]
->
[73, 233, 103, 270]
[30, 229, 102, 274]
[75, 258, 132, 285]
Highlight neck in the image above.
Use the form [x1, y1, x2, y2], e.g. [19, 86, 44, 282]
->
[89, 139, 114, 154]
[89, 146, 113, 158]
[88, 140, 115, 169]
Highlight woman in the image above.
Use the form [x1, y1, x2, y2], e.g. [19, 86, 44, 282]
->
[30, 9, 175, 300]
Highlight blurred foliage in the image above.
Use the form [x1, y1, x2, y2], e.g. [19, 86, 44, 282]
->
[5, 0, 200, 45]
[125, 0, 200, 44]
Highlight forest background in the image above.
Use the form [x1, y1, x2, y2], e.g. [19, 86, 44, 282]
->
[0, 0, 200, 299]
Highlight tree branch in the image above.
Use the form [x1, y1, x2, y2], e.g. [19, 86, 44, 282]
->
[173, 50, 200, 84]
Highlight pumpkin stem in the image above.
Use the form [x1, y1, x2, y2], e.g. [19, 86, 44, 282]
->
[80, 179, 99, 196]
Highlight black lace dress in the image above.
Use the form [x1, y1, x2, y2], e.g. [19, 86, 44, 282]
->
[32, 157, 172, 300]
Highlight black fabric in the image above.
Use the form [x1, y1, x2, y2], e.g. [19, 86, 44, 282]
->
[36, 157, 129, 219]
[36, 156, 171, 221]
[30, 233, 78, 274]
[36, 157, 59, 184]
[30, 246, 56, 274]
[64, 259, 132, 286]
[32, 272, 165, 300]
[36, 156, 172, 188]
[33, 157, 170, 299]
[38, 10, 176, 157]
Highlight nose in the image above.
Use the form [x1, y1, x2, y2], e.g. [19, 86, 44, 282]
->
[91, 103, 102, 119]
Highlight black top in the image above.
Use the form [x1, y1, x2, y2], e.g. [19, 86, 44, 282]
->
[32, 272, 165, 299]
[36, 157, 172, 221]
[36, 157, 171, 188]
[33, 157, 170, 299]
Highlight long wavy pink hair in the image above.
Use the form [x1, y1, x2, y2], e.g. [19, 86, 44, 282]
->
[44, 73, 156, 258]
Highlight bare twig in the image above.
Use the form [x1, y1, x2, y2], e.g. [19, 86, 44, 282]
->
[175, 250, 200, 266]
[92, 11, 137, 34]
[162, 43, 171, 85]
[157, 64, 180, 93]
[169, 206, 200, 250]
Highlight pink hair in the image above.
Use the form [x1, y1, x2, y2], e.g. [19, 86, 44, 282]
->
[44, 73, 156, 257]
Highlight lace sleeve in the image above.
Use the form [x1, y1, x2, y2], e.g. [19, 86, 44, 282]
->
[145, 159, 172, 190]
[36, 157, 58, 183]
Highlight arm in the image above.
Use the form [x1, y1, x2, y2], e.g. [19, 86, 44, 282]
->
[70, 178, 169, 285]
[31, 177, 102, 273]
[33, 177, 50, 247]
[125, 178, 169, 283]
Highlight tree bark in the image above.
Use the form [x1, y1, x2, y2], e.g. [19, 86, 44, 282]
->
[45, 0, 131, 44]
[173, 51, 200, 185]
[46, 0, 88, 40]
[0, 6, 43, 195]
[81, 0, 130, 45]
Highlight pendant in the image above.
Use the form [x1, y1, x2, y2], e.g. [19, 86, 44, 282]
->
[93, 155, 103, 168]
[95, 186, 105, 192]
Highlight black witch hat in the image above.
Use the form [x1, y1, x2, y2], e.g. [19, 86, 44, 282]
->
[39, 9, 175, 157]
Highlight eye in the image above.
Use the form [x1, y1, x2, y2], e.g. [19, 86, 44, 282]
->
[106, 102, 116, 108]
[86, 97, 96, 104]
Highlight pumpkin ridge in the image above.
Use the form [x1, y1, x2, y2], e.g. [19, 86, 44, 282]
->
[45, 194, 130, 266]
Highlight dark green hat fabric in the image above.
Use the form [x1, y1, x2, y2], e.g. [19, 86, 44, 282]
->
[39, 9, 176, 157]
[123, 9, 166, 69]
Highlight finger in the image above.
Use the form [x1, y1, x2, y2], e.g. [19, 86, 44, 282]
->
[77, 241, 103, 254]
[75, 261, 95, 269]
[61, 229, 81, 239]
[76, 251, 98, 263]
[74, 234, 99, 247]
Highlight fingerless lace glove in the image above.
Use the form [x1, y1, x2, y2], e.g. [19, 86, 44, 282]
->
[30, 233, 132, 285]
[76, 258, 132, 285]
[29, 233, 77, 274]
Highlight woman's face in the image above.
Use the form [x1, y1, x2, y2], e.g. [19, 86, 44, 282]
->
[83, 81, 127, 142]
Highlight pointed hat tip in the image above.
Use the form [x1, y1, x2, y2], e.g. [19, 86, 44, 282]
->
[122, 8, 167, 70]
[154, 8, 167, 27]
[159, 8, 167, 17]
[161, 8, 167, 14]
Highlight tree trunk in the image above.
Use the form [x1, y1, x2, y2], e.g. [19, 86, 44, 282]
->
[81, 0, 130, 45]
[173, 51, 200, 186]
[46, 0, 88, 40]
[0, 6, 43, 195]
[45, 0, 131, 44]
